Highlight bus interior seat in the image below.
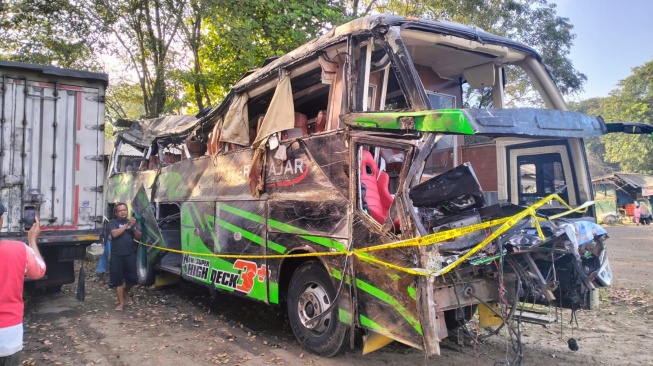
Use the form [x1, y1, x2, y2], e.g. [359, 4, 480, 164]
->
[281, 112, 308, 140]
[315, 110, 327, 133]
[360, 150, 393, 224]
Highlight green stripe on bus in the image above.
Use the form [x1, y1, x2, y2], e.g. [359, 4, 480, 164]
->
[220, 204, 266, 224]
[332, 269, 421, 335]
[356, 278, 422, 335]
[339, 308, 353, 324]
[217, 219, 286, 254]
[189, 203, 206, 231]
[222, 204, 347, 251]
[359, 314, 384, 332]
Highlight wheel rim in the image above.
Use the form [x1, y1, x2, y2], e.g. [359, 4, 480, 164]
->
[297, 282, 332, 334]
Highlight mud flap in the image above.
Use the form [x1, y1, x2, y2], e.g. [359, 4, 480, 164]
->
[363, 331, 394, 355]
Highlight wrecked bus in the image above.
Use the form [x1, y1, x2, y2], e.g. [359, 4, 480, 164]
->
[106, 15, 647, 360]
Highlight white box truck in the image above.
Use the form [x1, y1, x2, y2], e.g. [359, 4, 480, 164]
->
[0, 60, 107, 290]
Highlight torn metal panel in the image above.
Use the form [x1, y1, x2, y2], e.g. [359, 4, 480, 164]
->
[131, 186, 166, 264]
[153, 152, 254, 202]
[302, 133, 350, 197]
[117, 115, 199, 148]
[350, 213, 424, 350]
[106, 171, 157, 205]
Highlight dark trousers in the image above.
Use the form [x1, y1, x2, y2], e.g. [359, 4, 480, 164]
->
[0, 351, 21, 366]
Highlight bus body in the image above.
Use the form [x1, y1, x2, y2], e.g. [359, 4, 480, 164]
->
[106, 16, 633, 357]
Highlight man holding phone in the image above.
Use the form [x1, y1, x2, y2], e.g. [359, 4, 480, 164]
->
[0, 203, 45, 365]
[107, 203, 141, 311]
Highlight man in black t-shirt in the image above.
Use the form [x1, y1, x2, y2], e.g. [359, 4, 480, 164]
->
[107, 203, 141, 311]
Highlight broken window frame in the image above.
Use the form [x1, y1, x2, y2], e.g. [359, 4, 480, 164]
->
[348, 34, 412, 114]
[353, 135, 414, 232]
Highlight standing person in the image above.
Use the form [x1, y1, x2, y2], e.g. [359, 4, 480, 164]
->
[639, 201, 651, 226]
[107, 203, 141, 311]
[634, 202, 641, 225]
[0, 203, 45, 366]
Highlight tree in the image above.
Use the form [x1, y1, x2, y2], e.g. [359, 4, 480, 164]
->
[569, 98, 619, 177]
[174, 0, 213, 113]
[0, 0, 99, 69]
[91, 0, 185, 118]
[199, 0, 348, 101]
[599, 60, 653, 173]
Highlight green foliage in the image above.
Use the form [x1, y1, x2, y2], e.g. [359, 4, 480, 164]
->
[599, 60, 653, 173]
[569, 60, 653, 175]
[200, 0, 349, 101]
[106, 82, 147, 121]
[569, 98, 618, 177]
[0, 0, 99, 69]
[90, 0, 186, 118]
[104, 81, 147, 138]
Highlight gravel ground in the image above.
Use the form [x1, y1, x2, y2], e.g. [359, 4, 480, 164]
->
[20, 224, 653, 365]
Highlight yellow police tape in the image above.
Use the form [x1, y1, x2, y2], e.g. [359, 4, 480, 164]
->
[135, 194, 588, 277]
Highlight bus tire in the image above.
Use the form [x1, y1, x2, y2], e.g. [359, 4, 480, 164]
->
[287, 261, 348, 357]
[136, 244, 155, 286]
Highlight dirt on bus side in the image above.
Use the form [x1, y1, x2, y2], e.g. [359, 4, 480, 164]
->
[20, 225, 653, 366]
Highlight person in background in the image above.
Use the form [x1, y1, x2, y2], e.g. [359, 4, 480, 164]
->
[0, 203, 45, 366]
[107, 203, 141, 311]
[634, 201, 641, 225]
[638, 201, 651, 226]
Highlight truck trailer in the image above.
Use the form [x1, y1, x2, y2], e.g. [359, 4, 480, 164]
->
[0, 60, 107, 290]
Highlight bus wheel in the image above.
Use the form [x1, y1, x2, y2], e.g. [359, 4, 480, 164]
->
[287, 261, 348, 357]
[136, 244, 155, 286]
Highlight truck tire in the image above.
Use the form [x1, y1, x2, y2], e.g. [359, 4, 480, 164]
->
[136, 244, 156, 286]
[287, 261, 348, 357]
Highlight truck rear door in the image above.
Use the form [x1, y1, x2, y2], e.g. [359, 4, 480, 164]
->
[0, 76, 105, 232]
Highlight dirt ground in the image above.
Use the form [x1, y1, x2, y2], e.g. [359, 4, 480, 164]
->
[21, 225, 653, 366]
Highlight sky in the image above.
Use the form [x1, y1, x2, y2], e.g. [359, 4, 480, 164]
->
[552, 0, 653, 101]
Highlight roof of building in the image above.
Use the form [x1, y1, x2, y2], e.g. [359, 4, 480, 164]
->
[592, 173, 653, 189]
